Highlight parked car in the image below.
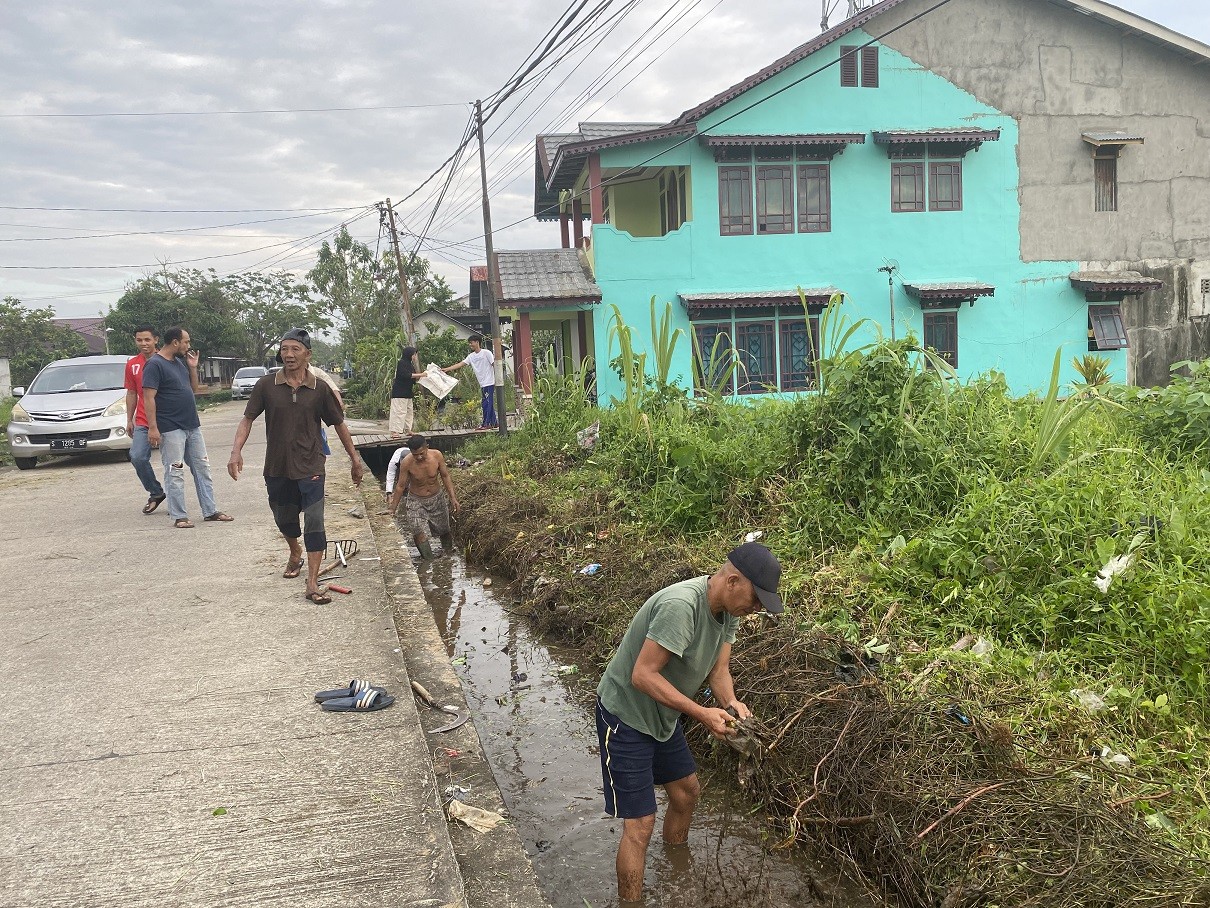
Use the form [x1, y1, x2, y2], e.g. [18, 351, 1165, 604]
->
[6, 354, 132, 471]
[230, 366, 268, 400]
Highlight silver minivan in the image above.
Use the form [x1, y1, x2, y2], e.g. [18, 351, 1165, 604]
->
[6, 355, 132, 471]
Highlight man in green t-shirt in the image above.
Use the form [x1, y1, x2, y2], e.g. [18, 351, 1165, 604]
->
[595, 542, 783, 903]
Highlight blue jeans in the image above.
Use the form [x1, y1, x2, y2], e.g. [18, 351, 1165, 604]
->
[130, 426, 164, 498]
[480, 385, 497, 428]
[160, 427, 218, 520]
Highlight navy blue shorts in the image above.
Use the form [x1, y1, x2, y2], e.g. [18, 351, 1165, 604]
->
[595, 697, 697, 819]
[265, 475, 327, 552]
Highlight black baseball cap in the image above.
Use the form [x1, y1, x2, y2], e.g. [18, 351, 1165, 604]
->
[278, 328, 311, 349]
[727, 542, 783, 613]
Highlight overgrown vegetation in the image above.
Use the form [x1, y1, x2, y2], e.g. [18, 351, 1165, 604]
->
[456, 298, 1210, 907]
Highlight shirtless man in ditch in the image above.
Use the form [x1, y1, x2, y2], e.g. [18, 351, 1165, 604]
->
[386, 434, 460, 557]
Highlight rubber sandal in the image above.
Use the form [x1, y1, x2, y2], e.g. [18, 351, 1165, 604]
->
[142, 494, 166, 515]
[313, 679, 386, 703]
[283, 558, 303, 579]
[305, 590, 333, 604]
[204, 512, 234, 522]
[321, 688, 395, 712]
[174, 518, 194, 529]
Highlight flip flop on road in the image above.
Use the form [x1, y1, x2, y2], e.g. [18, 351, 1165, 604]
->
[283, 558, 303, 578]
[305, 590, 332, 605]
[320, 688, 395, 712]
[174, 518, 194, 529]
[142, 494, 166, 515]
[204, 512, 234, 522]
[313, 679, 386, 703]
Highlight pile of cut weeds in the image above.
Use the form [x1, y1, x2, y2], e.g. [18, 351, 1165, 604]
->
[456, 472, 1210, 908]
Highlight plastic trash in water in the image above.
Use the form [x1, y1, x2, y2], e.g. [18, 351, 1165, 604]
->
[578, 563, 602, 575]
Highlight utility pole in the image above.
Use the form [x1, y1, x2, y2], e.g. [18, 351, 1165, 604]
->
[475, 98, 508, 436]
[382, 198, 414, 343]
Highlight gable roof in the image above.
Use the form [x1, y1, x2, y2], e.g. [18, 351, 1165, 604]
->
[53, 317, 108, 354]
[671, 0, 1210, 127]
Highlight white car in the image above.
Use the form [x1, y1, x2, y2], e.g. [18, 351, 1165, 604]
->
[7, 355, 132, 471]
[230, 366, 268, 400]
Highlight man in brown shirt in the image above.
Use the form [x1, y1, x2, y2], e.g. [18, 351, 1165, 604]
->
[227, 328, 365, 603]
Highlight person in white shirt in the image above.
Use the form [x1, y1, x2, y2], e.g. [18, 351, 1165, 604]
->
[443, 334, 497, 430]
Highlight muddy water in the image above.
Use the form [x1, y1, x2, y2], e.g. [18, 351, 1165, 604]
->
[413, 552, 853, 908]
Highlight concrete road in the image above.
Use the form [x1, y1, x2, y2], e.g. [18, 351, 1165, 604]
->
[0, 402, 465, 908]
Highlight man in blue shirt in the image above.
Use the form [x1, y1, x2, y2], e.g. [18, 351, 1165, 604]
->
[142, 326, 233, 529]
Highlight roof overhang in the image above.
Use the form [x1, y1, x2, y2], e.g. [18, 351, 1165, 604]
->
[904, 282, 995, 308]
[546, 123, 697, 192]
[700, 133, 865, 161]
[680, 287, 842, 316]
[873, 129, 1000, 157]
[1044, 0, 1210, 66]
[1069, 271, 1163, 300]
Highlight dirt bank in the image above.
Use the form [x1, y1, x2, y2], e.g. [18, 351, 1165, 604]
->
[455, 471, 1209, 908]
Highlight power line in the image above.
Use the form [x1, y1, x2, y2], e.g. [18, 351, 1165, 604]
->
[0, 206, 377, 270]
[446, 0, 959, 247]
[0, 205, 364, 213]
[0, 102, 469, 119]
[0, 209, 373, 242]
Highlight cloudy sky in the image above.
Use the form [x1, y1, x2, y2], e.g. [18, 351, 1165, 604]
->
[3, 0, 1208, 318]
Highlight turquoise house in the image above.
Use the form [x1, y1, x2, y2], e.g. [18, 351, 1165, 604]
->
[501, 0, 1160, 403]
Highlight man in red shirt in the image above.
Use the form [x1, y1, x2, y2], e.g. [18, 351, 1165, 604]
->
[124, 325, 166, 513]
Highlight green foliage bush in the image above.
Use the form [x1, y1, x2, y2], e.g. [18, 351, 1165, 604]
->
[1118, 358, 1210, 455]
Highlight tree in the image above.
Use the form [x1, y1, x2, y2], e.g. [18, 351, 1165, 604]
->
[0, 297, 88, 387]
[105, 269, 245, 357]
[224, 271, 332, 365]
[307, 227, 458, 347]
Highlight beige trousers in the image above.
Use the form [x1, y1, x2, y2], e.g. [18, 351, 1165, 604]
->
[388, 397, 414, 435]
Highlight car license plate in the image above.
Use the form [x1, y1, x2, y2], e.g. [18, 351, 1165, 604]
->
[49, 438, 88, 451]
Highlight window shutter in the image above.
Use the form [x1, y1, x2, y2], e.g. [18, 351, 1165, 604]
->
[840, 46, 858, 87]
[861, 46, 879, 88]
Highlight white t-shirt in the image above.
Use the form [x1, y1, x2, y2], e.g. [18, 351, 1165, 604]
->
[386, 446, 411, 493]
[465, 348, 495, 388]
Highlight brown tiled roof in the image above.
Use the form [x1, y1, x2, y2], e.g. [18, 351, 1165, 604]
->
[903, 281, 995, 300]
[494, 249, 601, 308]
[1069, 271, 1163, 294]
[679, 288, 841, 313]
[535, 123, 667, 219]
[701, 133, 865, 147]
[546, 123, 698, 192]
[53, 317, 108, 354]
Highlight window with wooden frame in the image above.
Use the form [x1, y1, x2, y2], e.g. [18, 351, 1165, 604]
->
[840, 45, 879, 87]
[735, 320, 777, 392]
[692, 322, 735, 394]
[891, 161, 926, 212]
[690, 306, 821, 394]
[780, 317, 821, 389]
[718, 167, 753, 235]
[755, 165, 794, 234]
[928, 160, 962, 211]
[659, 170, 684, 235]
[922, 311, 958, 367]
[797, 164, 831, 232]
[1094, 150, 1118, 212]
[1088, 304, 1128, 350]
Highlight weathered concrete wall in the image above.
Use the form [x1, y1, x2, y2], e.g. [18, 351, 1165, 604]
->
[874, 0, 1210, 382]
